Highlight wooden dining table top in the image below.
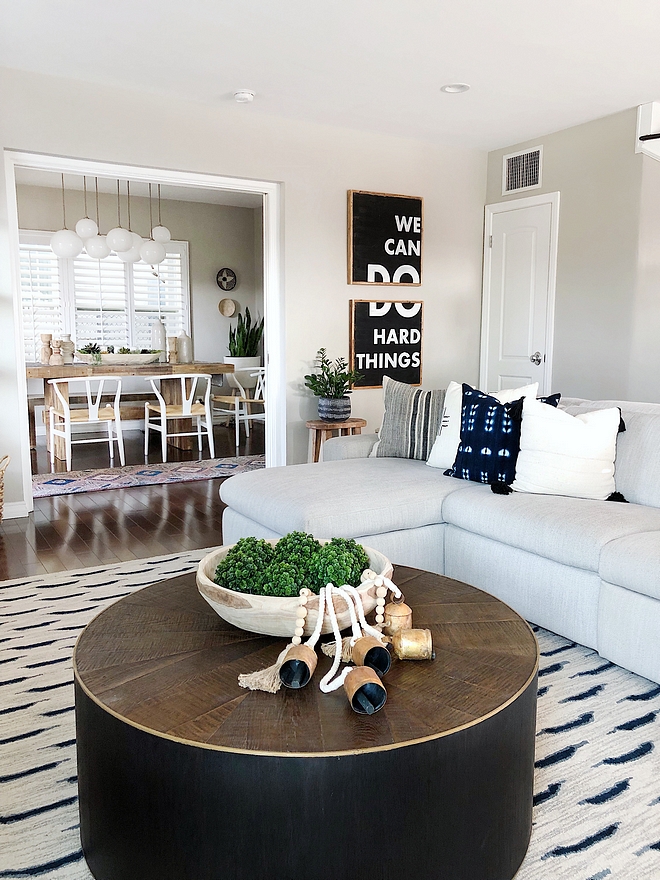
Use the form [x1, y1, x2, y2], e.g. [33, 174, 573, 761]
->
[26, 361, 233, 379]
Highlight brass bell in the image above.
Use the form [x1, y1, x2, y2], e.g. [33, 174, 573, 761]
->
[351, 635, 391, 677]
[344, 666, 387, 715]
[279, 644, 318, 689]
[390, 628, 435, 661]
[382, 597, 413, 636]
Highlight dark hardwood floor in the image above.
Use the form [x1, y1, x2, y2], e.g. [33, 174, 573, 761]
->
[0, 422, 264, 581]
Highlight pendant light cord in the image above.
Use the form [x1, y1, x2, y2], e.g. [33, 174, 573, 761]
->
[95, 177, 100, 229]
[158, 184, 162, 226]
[116, 179, 121, 227]
[149, 183, 153, 234]
[127, 180, 132, 232]
[83, 175, 88, 219]
[61, 173, 67, 229]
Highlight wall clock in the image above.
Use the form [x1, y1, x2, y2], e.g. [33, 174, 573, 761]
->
[216, 268, 237, 291]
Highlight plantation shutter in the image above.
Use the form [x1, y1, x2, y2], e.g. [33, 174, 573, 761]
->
[19, 238, 63, 363]
[19, 233, 190, 358]
[132, 243, 189, 350]
[72, 252, 130, 349]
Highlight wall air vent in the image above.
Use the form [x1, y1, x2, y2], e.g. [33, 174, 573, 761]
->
[502, 146, 542, 195]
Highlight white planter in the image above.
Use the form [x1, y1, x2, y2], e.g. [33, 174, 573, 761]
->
[224, 355, 261, 391]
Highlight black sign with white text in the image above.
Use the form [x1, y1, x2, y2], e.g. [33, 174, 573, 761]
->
[348, 191, 423, 285]
[350, 300, 423, 388]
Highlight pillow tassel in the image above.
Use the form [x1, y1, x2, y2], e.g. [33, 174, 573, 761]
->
[607, 491, 628, 503]
[491, 481, 513, 495]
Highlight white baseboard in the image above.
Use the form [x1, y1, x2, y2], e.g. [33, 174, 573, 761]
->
[2, 501, 30, 520]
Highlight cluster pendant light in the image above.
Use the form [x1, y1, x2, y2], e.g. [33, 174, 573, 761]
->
[50, 175, 171, 266]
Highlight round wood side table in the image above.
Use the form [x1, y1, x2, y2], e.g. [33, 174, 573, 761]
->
[305, 417, 368, 462]
[73, 565, 538, 880]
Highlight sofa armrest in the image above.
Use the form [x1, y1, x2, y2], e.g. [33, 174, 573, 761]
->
[321, 433, 379, 461]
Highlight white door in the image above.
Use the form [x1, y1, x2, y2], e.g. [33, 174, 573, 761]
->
[480, 193, 559, 395]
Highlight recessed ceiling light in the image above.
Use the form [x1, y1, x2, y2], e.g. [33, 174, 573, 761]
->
[440, 83, 470, 94]
[234, 90, 256, 103]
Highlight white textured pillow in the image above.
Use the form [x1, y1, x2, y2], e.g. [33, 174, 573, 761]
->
[512, 397, 621, 500]
[426, 381, 539, 469]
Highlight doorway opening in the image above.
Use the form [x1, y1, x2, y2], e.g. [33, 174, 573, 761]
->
[5, 150, 284, 513]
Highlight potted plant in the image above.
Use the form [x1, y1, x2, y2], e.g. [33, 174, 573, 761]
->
[224, 306, 264, 390]
[304, 347, 362, 421]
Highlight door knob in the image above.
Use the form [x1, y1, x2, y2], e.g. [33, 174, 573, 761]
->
[530, 351, 542, 366]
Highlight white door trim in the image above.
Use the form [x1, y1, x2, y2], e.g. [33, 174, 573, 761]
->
[479, 191, 560, 395]
[4, 149, 285, 516]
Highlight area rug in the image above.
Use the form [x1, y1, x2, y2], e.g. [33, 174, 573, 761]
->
[1, 556, 659, 879]
[32, 455, 265, 498]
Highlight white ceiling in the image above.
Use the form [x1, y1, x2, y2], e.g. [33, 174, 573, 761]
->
[2, 0, 660, 151]
[13, 168, 263, 208]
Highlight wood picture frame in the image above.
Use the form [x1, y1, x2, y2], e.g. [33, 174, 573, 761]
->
[349, 299, 423, 389]
[348, 190, 423, 286]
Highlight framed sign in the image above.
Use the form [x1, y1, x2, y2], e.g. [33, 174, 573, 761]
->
[348, 190, 423, 286]
[350, 300, 423, 389]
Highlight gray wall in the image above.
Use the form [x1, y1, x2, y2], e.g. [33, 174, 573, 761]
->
[16, 185, 261, 364]
[486, 108, 646, 401]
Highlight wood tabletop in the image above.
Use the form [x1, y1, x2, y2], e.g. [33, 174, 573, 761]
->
[73, 566, 538, 757]
[26, 362, 233, 379]
[305, 418, 367, 429]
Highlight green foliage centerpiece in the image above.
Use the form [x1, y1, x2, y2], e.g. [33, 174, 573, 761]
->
[213, 532, 369, 597]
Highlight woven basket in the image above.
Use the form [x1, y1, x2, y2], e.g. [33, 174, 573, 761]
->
[0, 455, 9, 524]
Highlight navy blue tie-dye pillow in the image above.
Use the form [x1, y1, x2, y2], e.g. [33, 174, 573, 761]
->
[444, 385, 560, 485]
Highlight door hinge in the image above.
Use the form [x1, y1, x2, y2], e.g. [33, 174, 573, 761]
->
[489, 235, 493, 248]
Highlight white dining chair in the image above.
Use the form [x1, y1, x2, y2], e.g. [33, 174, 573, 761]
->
[144, 374, 215, 462]
[212, 369, 265, 449]
[49, 376, 125, 472]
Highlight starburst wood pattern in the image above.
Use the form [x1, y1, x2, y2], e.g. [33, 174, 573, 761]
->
[74, 566, 538, 754]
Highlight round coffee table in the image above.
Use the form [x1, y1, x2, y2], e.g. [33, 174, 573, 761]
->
[73, 566, 538, 880]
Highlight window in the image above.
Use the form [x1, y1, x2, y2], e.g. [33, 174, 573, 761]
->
[19, 231, 190, 360]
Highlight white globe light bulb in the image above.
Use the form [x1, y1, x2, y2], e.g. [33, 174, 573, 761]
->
[151, 225, 171, 243]
[116, 232, 144, 263]
[140, 240, 166, 265]
[85, 234, 111, 260]
[75, 217, 98, 239]
[51, 229, 84, 259]
[106, 226, 133, 253]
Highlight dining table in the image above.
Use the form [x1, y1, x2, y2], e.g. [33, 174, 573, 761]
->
[26, 361, 233, 462]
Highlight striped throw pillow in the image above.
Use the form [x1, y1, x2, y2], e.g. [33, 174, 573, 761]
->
[374, 376, 445, 460]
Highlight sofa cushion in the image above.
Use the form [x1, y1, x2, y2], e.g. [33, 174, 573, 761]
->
[442, 483, 660, 571]
[220, 457, 463, 538]
[374, 376, 445, 461]
[426, 380, 538, 471]
[512, 397, 621, 501]
[599, 531, 660, 601]
[446, 385, 523, 485]
[561, 399, 660, 508]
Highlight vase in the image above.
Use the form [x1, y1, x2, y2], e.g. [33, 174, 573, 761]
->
[177, 331, 193, 364]
[39, 333, 52, 365]
[151, 319, 167, 363]
[318, 396, 351, 422]
[224, 356, 261, 391]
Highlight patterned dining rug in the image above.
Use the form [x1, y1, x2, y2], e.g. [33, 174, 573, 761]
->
[0, 553, 659, 879]
[32, 455, 265, 498]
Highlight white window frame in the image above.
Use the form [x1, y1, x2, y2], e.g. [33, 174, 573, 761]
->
[19, 230, 190, 354]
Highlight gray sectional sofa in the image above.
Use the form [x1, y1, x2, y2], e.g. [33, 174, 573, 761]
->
[220, 397, 660, 684]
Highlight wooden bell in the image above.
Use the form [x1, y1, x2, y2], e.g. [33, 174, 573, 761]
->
[344, 666, 387, 715]
[391, 628, 435, 661]
[279, 644, 318, 689]
[382, 597, 413, 637]
[351, 635, 391, 677]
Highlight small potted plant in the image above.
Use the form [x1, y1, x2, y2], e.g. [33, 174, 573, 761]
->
[304, 347, 362, 421]
[224, 306, 264, 390]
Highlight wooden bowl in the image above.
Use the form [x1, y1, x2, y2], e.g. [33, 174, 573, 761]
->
[196, 540, 393, 637]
